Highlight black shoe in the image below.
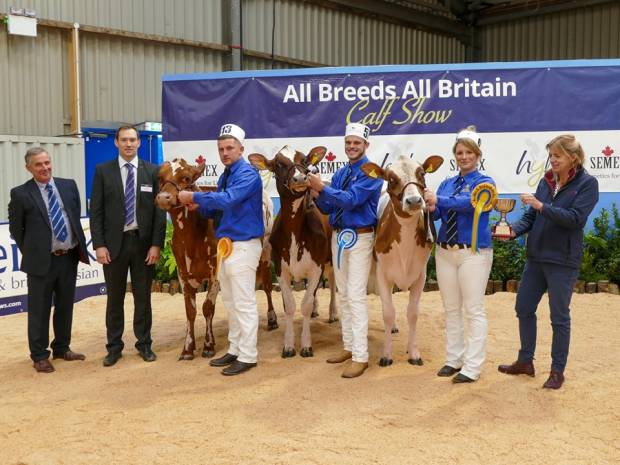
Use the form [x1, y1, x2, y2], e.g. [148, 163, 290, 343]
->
[138, 347, 157, 362]
[209, 353, 238, 367]
[452, 373, 476, 383]
[437, 365, 461, 377]
[103, 352, 122, 367]
[222, 360, 257, 376]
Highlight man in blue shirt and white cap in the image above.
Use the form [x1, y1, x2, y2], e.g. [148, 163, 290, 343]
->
[307, 123, 382, 378]
[179, 123, 264, 376]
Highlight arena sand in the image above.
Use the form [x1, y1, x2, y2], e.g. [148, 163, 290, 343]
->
[1, 289, 618, 465]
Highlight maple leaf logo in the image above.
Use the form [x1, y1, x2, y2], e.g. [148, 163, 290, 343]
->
[326, 151, 336, 162]
[602, 146, 614, 157]
[195, 155, 205, 164]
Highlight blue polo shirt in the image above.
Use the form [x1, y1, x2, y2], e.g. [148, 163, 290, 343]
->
[315, 155, 383, 229]
[193, 158, 264, 241]
[433, 170, 495, 248]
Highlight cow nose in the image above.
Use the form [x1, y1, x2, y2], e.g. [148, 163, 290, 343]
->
[405, 196, 422, 207]
[292, 173, 307, 183]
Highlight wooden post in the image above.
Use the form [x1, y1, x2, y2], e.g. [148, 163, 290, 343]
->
[68, 23, 81, 134]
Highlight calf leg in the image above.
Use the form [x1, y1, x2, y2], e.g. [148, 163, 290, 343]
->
[201, 280, 219, 358]
[325, 264, 339, 323]
[300, 270, 322, 357]
[406, 272, 426, 366]
[278, 269, 297, 358]
[376, 266, 396, 367]
[180, 286, 198, 360]
[258, 248, 278, 330]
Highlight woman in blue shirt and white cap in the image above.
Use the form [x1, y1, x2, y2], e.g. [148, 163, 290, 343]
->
[425, 126, 495, 383]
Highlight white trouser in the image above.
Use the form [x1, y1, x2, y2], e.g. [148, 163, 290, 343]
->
[219, 238, 262, 364]
[436, 247, 493, 380]
[331, 232, 374, 363]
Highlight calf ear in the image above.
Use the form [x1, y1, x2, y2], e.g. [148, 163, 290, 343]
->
[306, 146, 327, 166]
[361, 162, 387, 180]
[423, 155, 444, 173]
[248, 153, 274, 171]
[192, 163, 205, 181]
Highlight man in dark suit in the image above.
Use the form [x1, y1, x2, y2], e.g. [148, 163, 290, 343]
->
[9, 147, 90, 373]
[89, 125, 166, 367]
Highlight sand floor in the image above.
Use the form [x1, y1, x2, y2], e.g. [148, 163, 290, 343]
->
[1, 289, 618, 465]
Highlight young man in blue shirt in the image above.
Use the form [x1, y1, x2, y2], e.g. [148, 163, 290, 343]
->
[308, 123, 383, 378]
[179, 124, 264, 376]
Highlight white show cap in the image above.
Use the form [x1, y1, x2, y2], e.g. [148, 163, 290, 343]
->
[456, 129, 481, 147]
[219, 123, 245, 145]
[345, 123, 370, 142]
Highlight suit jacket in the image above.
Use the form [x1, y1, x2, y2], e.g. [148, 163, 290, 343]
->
[89, 157, 166, 260]
[9, 177, 89, 276]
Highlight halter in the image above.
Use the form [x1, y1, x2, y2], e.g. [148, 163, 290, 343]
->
[395, 180, 426, 201]
[282, 163, 311, 196]
[160, 178, 198, 210]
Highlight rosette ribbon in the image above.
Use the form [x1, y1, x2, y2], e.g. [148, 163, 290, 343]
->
[470, 183, 497, 253]
[336, 228, 357, 269]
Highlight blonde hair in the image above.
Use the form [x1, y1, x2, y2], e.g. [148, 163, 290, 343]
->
[453, 125, 482, 159]
[546, 134, 585, 168]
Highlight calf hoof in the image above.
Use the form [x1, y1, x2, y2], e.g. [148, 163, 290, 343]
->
[300, 347, 314, 358]
[267, 320, 279, 331]
[391, 327, 399, 334]
[281, 347, 296, 358]
[201, 349, 216, 358]
[328, 317, 339, 324]
[408, 358, 423, 366]
[379, 357, 393, 367]
[178, 353, 195, 361]
[310, 311, 319, 319]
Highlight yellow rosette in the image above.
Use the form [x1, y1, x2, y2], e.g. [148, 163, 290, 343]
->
[216, 237, 233, 278]
[470, 183, 497, 253]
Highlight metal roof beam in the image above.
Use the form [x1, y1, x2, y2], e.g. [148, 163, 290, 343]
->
[477, 0, 617, 26]
[307, 0, 471, 44]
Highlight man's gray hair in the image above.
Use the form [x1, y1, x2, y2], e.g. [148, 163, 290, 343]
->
[25, 147, 49, 165]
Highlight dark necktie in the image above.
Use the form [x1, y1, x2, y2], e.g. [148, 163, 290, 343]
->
[446, 175, 465, 244]
[213, 168, 231, 230]
[46, 183, 69, 242]
[333, 165, 353, 229]
[124, 163, 136, 227]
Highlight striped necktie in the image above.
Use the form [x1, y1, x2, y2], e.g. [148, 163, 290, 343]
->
[124, 163, 136, 227]
[445, 175, 465, 244]
[333, 164, 353, 229]
[45, 183, 68, 242]
[213, 167, 231, 230]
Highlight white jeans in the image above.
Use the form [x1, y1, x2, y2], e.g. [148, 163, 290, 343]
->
[332, 232, 374, 363]
[219, 238, 262, 364]
[436, 247, 493, 380]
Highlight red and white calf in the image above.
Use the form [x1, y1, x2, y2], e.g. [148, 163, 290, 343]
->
[155, 158, 277, 360]
[361, 155, 443, 366]
[249, 146, 337, 358]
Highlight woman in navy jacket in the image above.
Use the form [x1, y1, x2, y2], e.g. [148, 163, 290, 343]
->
[498, 134, 599, 389]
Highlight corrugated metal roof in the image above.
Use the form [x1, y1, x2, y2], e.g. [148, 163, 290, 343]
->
[243, 0, 465, 66]
[79, 33, 227, 124]
[479, 2, 620, 61]
[0, 135, 85, 222]
[0, 27, 67, 136]
[0, 0, 224, 43]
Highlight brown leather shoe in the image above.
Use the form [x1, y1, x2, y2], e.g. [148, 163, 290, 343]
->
[498, 360, 535, 377]
[33, 359, 55, 373]
[53, 350, 86, 361]
[342, 361, 368, 378]
[543, 371, 565, 390]
[326, 350, 352, 364]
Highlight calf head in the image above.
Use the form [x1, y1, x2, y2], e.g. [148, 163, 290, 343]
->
[249, 146, 327, 200]
[156, 158, 205, 210]
[362, 155, 443, 216]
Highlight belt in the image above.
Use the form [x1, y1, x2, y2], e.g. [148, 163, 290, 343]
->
[438, 242, 468, 250]
[52, 248, 72, 256]
[124, 229, 139, 236]
[335, 226, 374, 234]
